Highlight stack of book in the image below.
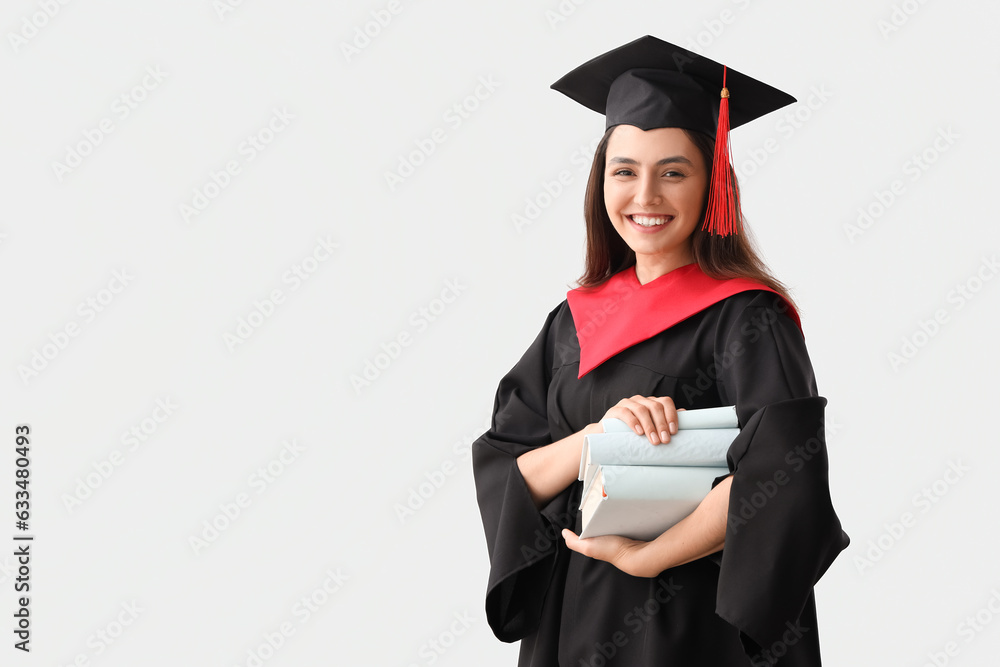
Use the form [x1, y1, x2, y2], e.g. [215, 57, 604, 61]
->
[577, 405, 739, 540]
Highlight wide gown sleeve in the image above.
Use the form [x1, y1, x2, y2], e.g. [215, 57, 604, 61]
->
[471, 304, 575, 643]
[710, 292, 850, 653]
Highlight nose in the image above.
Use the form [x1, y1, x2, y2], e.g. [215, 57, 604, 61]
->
[634, 173, 662, 207]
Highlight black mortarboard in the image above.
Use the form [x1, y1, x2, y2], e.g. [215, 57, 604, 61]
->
[549, 34, 796, 135]
[549, 35, 797, 236]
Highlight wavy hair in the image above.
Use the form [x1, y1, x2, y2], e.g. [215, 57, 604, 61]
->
[574, 126, 797, 314]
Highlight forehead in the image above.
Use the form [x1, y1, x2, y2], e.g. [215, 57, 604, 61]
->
[606, 125, 699, 157]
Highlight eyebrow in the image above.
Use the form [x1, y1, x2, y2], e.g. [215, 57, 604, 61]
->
[608, 155, 694, 166]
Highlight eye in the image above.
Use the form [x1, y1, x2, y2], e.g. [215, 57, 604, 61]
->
[662, 169, 685, 178]
[611, 168, 634, 177]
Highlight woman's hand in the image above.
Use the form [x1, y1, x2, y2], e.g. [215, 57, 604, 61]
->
[564, 476, 733, 577]
[561, 529, 657, 578]
[602, 395, 685, 445]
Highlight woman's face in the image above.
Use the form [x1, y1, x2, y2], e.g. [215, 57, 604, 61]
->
[603, 125, 708, 270]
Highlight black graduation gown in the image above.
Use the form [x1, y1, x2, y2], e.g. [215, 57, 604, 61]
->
[472, 289, 850, 666]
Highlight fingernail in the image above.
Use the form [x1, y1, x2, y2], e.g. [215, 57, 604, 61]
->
[634, 424, 643, 435]
[669, 422, 678, 435]
[648, 431, 659, 444]
[660, 430, 669, 442]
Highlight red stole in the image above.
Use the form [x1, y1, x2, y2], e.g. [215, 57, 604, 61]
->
[565, 263, 801, 379]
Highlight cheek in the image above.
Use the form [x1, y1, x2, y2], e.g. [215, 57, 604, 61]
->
[681, 182, 708, 214]
[603, 184, 623, 217]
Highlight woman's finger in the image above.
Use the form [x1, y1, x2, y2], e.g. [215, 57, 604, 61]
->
[606, 395, 677, 444]
[650, 396, 677, 443]
[606, 396, 661, 443]
[630, 395, 667, 443]
[650, 395, 679, 440]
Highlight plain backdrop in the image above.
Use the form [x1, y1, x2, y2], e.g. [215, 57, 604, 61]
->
[1, 0, 998, 665]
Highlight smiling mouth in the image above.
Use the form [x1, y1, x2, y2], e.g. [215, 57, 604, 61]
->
[628, 214, 674, 227]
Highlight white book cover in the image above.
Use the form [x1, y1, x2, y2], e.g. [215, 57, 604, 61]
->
[599, 404, 737, 432]
[579, 427, 738, 492]
[579, 465, 729, 540]
[578, 405, 738, 492]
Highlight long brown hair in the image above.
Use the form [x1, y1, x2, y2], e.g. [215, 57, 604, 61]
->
[575, 125, 797, 313]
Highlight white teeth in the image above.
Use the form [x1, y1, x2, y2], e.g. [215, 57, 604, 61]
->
[631, 215, 671, 227]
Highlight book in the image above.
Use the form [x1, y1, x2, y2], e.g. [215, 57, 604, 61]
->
[578, 405, 738, 491]
[579, 427, 738, 493]
[579, 465, 729, 540]
[576, 405, 738, 540]
[600, 404, 737, 432]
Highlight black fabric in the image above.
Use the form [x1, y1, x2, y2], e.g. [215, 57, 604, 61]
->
[472, 290, 849, 666]
[606, 69, 718, 134]
[549, 35, 797, 133]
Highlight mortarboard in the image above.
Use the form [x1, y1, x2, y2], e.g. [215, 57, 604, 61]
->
[550, 35, 796, 236]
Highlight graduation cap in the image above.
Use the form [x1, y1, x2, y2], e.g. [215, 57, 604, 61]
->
[550, 35, 796, 237]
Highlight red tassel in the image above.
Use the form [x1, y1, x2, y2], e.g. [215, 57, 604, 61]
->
[702, 66, 739, 236]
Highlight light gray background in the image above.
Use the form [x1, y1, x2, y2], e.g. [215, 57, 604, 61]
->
[2, 0, 998, 665]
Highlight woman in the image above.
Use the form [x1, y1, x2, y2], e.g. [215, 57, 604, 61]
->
[472, 36, 849, 666]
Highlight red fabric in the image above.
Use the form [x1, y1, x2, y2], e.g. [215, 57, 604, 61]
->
[566, 263, 802, 379]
